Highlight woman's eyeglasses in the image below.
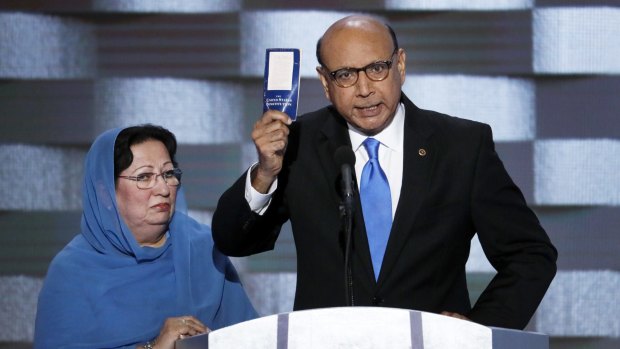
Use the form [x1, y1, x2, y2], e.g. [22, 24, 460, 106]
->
[118, 168, 182, 189]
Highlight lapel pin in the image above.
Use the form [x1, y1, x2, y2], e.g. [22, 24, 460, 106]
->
[418, 148, 427, 156]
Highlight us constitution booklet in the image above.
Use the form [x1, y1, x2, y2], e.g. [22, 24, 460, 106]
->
[263, 48, 301, 120]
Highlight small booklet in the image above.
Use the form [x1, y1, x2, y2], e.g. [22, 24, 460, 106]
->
[263, 48, 302, 121]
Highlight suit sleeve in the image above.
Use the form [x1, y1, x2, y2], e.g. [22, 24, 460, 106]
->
[211, 172, 288, 257]
[467, 124, 557, 329]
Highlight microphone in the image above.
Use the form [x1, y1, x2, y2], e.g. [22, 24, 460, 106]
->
[334, 146, 356, 306]
[334, 146, 356, 216]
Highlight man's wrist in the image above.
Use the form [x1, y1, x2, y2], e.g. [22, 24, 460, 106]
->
[251, 165, 276, 194]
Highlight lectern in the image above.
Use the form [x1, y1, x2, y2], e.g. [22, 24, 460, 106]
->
[177, 307, 548, 349]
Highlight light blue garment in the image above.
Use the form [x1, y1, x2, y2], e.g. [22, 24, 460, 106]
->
[34, 127, 257, 349]
[359, 138, 392, 280]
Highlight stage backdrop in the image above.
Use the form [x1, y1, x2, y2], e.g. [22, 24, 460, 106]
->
[0, 1, 618, 348]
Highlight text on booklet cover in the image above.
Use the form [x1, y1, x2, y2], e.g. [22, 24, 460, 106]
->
[263, 48, 301, 120]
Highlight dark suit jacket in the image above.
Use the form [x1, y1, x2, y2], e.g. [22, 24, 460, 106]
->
[212, 94, 557, 330]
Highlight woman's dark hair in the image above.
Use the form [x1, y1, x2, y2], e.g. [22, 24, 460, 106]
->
[114, 124, 178, 179]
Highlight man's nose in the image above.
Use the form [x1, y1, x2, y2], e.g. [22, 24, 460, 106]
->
[356, 71, 374, 96]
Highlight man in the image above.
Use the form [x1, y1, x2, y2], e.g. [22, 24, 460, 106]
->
[212, 14, 557, 330]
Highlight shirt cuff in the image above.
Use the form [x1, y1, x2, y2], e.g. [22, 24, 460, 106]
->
[244, 163, 277, 215]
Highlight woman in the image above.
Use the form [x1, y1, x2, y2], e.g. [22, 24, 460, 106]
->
[34, 125, 257, 349]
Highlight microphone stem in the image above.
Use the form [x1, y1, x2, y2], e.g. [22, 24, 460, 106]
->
[341, 164, 355, 306]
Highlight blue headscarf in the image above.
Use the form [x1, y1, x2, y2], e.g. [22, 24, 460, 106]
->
[34, 127, 257, 349]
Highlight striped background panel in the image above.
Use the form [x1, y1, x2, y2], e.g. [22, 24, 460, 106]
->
[0, 2, 618, 348]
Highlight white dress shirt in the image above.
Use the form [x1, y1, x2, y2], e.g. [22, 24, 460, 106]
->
[348, 103, 405, 219]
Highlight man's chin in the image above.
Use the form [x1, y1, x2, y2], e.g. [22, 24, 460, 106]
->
[353, 119, 391, 136]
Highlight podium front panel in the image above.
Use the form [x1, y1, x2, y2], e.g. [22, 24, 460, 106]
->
[177, 307, 548, 349]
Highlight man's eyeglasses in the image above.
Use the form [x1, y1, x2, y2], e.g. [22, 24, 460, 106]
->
[118, 168, 182, 190]
[325, 49, 398, 88]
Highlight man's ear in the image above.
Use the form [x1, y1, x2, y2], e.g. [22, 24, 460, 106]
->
[397, 48, 407, 85]
[316, 66, 332, 102]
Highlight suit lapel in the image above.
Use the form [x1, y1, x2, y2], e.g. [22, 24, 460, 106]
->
[377, 96, 437, 288]
[317, 109, 376, 283]
[316, 107, 352, 208]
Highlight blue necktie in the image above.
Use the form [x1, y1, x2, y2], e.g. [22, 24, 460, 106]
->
[360, 138, 392, 280]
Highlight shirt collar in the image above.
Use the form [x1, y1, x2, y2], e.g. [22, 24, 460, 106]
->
[348, 102, 405, 153]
